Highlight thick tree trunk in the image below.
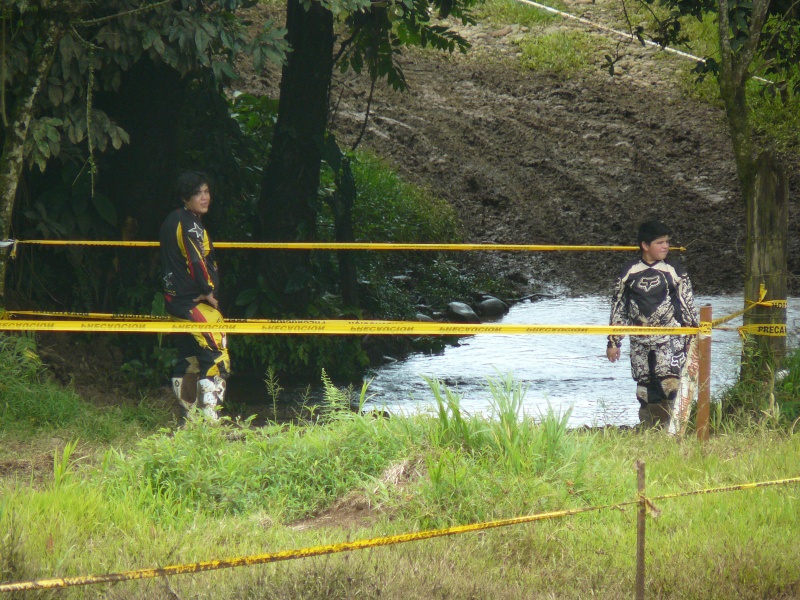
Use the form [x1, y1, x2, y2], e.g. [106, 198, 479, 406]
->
[0, 22, 61, 307]
[257, 0, 333, 311]
[717, 47, 788, 382]
[741, 151, 788, 378]
[332, 158, 359, 308]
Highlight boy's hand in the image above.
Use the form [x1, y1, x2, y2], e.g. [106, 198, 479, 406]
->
[193, 292, 218, 309]
[607, 347, 621, 362]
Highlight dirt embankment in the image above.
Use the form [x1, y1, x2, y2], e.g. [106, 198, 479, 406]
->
[241, 2, 798, 296]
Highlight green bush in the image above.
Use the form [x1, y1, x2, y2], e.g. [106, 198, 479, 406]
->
[714, 347, 800, 430]
[0, 334, 169, 439]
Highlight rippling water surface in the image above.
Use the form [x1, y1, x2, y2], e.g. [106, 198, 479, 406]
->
[363, 296, 799, 427]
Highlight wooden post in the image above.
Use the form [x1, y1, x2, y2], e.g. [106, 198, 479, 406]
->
[696, 305, 712, 442]
[635, 460, 646, 600]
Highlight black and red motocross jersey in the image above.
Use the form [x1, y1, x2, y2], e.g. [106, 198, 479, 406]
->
[159, 207, 219, 310]
[607, 257, 698, 348]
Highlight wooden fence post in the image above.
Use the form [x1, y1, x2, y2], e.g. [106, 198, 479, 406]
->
[635, 460, 646, 600]
[696, 305, 712, 442]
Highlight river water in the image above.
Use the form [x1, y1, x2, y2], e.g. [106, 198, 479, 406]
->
[362, 296, 800, 427]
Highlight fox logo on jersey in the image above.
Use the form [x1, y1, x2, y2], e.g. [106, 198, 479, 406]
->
[637, 276, 662, 292]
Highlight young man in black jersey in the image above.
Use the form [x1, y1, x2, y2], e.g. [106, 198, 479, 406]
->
[160, 172, 230, 420]
[606, 219, 698, 428]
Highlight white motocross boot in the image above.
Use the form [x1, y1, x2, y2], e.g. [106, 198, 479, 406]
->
[171, 374, 198, 414]
[197, 377, 225, 420]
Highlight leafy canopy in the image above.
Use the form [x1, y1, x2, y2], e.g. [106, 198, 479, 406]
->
[1, 0, 288, 172]
[334, 0, 478, 91]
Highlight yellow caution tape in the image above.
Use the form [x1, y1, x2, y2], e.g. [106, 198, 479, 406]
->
[767, 300, 788, 309]
[0, 501, 637, 592]
[711, 285, 770, 327]
[738, 323, 787, 337]
[2, 475, 797, 593]
[9, 239, 686, 252]
[2, 310, 337, 324]
[0, 319, 702, 336]
[3, 310, 169, 321]
[650, 476, 800, 502]
[713, 303, 787, 328]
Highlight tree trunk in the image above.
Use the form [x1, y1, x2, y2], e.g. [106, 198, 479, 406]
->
[257, 0, 333, 311]
[0, 22, 61, 307]
[332, 158, 359, 308]
[741, 151, 789, 379]
[716, 43, 788, 383]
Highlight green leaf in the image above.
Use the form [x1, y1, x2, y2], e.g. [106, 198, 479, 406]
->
[48, 137, 60, 158]
[75, 210, 92, 236]
[47, 83, 63, 106]
[45, 125, 60, 142]
[71, 191, 89, 215]
[195, 27, 211, 54]
[236, 288, 259, 305]
[142, 28, 157, 50]
[91, 194, 118, 226]
[151, 292, 167, 317]
[153, 35, 165, 56]
[35, 136, 50, 158]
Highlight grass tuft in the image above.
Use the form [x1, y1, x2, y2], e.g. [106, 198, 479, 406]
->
[474, 0, 566, 29]
[518, 30, 597, 77]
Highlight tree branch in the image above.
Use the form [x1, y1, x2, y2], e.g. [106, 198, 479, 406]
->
[74, 0, 172, 27]
[733, 0, 772, 85]
[333, 21, 365, 65]
[351, 74, 376, 152]
[717, 0, 734, 79]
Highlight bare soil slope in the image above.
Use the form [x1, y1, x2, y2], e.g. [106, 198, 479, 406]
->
[240, 3, 798, 295]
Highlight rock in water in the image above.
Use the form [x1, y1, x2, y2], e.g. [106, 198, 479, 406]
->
[447, 302, 481, 323]
[476, 296, 509, 317]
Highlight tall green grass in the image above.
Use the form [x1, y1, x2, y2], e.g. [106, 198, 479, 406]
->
[0, 333, 171, 451]
[1, 372, 799, 598]
[518, 30, 599, 77]
[473, 0, 566, 28]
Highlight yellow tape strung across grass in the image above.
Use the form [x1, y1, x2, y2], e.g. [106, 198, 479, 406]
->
[0, 319, 702, 336]
[6, 239, 684, 252]
[2, 476, 798, 593]
[649, 476, 800, 502]
[0, 501, 640, 592]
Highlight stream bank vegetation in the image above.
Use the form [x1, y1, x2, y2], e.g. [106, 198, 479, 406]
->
[1, 335, 799, 598]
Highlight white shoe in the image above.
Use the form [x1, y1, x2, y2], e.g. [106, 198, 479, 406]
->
[172, 377, 196, 413]
[197, 377, 225, 420]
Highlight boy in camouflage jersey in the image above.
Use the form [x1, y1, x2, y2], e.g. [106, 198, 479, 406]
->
[606, 220, 698, 428]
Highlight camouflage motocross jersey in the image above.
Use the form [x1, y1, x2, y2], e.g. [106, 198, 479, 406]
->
[607, 257, 698, 350]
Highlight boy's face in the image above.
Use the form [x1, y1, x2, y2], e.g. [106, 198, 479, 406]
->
[184, 184, 211, 216]
[641, 235, 670, 262]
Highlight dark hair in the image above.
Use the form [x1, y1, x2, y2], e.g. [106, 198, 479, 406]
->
[174, 171, 209, 203]
[637, 219, 672, 249]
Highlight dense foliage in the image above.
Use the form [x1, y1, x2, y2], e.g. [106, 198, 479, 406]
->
[1, 0, 287, 173]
